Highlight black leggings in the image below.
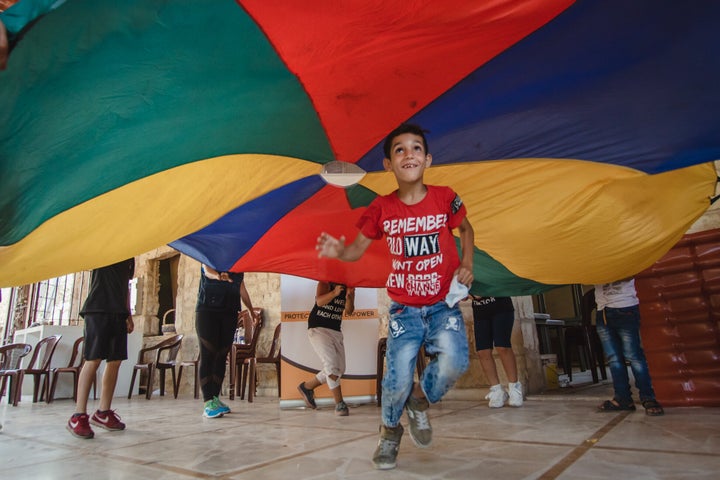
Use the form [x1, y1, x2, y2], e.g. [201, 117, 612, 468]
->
[195, 310, 237, 401]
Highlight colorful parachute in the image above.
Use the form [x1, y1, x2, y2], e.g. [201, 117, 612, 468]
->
[1, 0, 718, 294]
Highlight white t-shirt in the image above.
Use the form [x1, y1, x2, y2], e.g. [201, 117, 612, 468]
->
[594, 279, 639, 310]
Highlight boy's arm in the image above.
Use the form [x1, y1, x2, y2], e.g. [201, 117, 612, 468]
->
[239, 280, 257, 319]
[314, 281, 336, 307]
[455, 217, 475, 286]
[316, 231, 372, 262]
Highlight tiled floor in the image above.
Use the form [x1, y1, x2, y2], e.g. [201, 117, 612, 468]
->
[1, 380, 719, 479]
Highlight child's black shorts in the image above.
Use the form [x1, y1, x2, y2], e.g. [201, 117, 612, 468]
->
[83, 313, 129, 361]
[473, 310, 514, 351]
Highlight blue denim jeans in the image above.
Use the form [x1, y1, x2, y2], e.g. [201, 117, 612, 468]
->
[595, 305, 656, 403]
[382, 300, 469, 427]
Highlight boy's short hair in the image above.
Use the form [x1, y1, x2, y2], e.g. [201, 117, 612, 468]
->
[382, 124, 429, 159]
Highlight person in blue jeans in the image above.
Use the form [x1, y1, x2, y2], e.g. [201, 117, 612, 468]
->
[595, 278, 664, 416]
[316, 124, 475, 470]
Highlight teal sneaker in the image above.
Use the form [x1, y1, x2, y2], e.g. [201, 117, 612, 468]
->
[203, 398, 225, 418]
[214, 396, 231, 414]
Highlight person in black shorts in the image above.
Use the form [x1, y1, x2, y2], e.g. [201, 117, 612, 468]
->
[67, 258, 135, 439]
[471, 296, 523, 408]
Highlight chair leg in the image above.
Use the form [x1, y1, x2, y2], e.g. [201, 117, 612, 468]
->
[159, 369, 166, 397]
[13, 373, 24, 406]
[194, 365, 200, 399]
[583, 328, 599, 384]
[176, 366, 184, 399]
[228, 353, 236, 400]
[145, 366, 155, 400]
[275, 363, 281, 396]
[48, 372, 60, 403]
[128, 368, 138, 399]
[248, 358, 256, 403]
[128, 368, 137, 398]
[72, 372, 79, 401]
[42, 374, 51, 403]
[238, 362, 246, 399]
[171, 367, 178, 399]
[240, 362, 249, 400]
[32, 375, 40, 403]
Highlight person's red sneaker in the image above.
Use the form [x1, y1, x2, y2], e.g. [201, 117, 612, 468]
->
[67, 413, 94, 439]
[90, 409, 126, 431]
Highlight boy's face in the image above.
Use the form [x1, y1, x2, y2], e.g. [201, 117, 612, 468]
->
[383, 133, 432, 183]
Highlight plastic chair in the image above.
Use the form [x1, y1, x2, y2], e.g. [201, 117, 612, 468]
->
[228, 308, 264, 401]
[562, 289, 607, 383]
[19, 334, 62, 403]
[48, 336, 96, 403]
[0, 343, 32, 406]
[245, 322, 281, 401]
[128, 334, 184, 399]
[176, 349, 200, 399]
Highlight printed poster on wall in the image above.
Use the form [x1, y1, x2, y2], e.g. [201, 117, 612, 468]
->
[280, 274, 380, 408]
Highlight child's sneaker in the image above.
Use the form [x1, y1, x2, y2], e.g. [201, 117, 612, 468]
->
[335, 400, 349, 416]
[372, 424, 404, 470]
[203, 397, 225, 418]
[508, 381, 524, 407]
[485, 384, 508, 408]
[214, 396, 231, 414]
[67, 413, 94, 439]
[297, 382, 317, 409]
[90, 409, 126, 430]
[404, 395, 432, 448]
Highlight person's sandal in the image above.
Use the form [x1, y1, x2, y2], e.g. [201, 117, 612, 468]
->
[642, 399, 664, 416]
[597, 399, 636, 412]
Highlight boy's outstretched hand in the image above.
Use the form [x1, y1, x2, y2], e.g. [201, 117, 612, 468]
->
[317, 232, 346, 259]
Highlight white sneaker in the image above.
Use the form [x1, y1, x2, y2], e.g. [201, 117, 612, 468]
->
[484, 384, 508, 408]
[508, 381, 523, 407]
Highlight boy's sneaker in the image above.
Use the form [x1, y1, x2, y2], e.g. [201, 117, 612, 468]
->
[335, 400, 349, 416]
[90, 409, 125, 431]
[508, 381, 524, 407]
[372, 424, 404, 470]
[485, 384, 508, 408]
[214, 396, 231, 414]
[203, 397, 225, 418]
[405, 395, 432, 448]
[297, 382, 317, 409]
[67, 413, 94, 439]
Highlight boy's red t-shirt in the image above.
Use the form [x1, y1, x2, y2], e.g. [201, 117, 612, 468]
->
[357, 185, 467, 307]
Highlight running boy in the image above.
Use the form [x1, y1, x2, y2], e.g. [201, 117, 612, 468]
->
[316, 124, 475, 470]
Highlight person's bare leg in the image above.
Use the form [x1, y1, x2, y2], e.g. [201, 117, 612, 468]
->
[329, 375, 343, 403]
[477, 349, 500, 385]
[75, 360, 101, 415]
[98, 360, 122, 411]
[302, 376, 321, 391]
[496, 347, 518, 383]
